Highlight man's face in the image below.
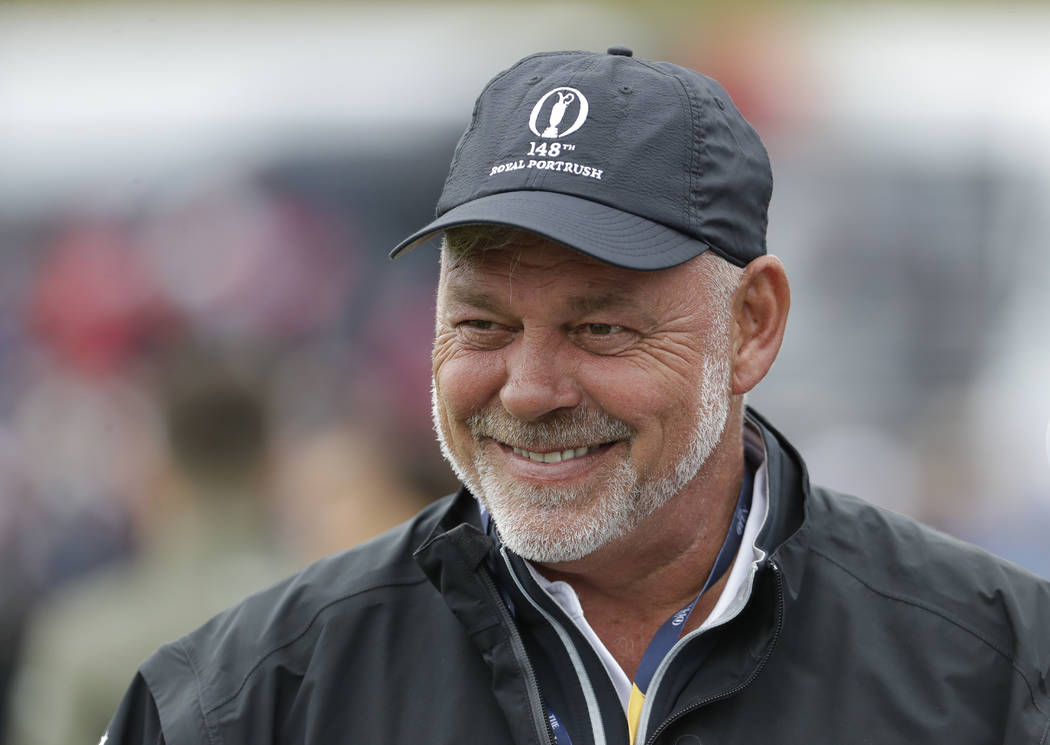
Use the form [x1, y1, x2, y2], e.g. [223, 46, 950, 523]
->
[432, 235, 734, 563]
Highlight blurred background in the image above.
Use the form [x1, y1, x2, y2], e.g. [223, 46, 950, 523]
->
[1, 2, 1048, 743]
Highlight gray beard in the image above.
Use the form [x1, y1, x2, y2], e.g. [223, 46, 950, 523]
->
[432, 354, 731, 563]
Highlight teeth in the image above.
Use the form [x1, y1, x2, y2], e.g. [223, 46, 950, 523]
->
[511, 445, 601, 463]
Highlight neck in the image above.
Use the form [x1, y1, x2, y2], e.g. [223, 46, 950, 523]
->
[534, 410, 747, 676]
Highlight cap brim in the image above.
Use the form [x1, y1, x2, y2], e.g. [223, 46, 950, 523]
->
[389, 191, 710, 270]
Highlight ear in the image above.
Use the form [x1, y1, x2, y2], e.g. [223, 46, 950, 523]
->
[730, 255, 790, 395]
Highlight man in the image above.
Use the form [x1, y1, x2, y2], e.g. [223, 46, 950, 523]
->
[106, 48, 1050, 744]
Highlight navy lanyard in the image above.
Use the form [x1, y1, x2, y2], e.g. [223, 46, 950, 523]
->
[633, 468, 753, 692]
[548, 710, 574, 745]
[626, 465, 753, 743]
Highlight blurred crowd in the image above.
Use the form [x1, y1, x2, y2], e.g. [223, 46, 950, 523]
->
[0, 143, 463, 744]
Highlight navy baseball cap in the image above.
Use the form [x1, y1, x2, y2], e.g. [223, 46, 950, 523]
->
[391, 47, 772, 269]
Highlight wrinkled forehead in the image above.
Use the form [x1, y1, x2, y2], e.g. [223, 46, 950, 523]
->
[437, 232, 674, 306]
[440, 231, 609, 275]
[442, 225, 566, 261]
[435, 229, 718, 324]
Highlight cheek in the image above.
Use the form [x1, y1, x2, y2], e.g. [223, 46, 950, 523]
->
[580, 358, 707, 468]
[583, 357, 700, 426]
[433, 351, 506, 422]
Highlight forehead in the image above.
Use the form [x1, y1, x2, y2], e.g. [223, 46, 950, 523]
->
[440, 234, 680, 293]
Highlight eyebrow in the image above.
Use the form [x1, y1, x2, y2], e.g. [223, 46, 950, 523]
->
[445, 286, 635, 313]
[442, 286, 505, 315]
[444, 285, 653, 327]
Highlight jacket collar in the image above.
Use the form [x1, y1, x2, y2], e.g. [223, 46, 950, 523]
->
[745, 407, 809, 602]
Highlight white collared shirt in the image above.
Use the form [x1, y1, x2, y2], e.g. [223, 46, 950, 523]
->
[524, 422, 770, 713]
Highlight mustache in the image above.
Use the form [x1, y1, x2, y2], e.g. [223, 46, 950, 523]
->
[466, 407, 634, 450]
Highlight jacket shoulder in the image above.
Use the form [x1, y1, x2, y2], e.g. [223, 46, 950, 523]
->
[799, 486, 1050, 665]
[137, 495, 456, 742]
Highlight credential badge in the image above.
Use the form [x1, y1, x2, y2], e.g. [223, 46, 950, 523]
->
[529, 87, 589, 139]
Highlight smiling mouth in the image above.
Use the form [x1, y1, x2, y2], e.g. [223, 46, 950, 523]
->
[506, 442, 615, 464]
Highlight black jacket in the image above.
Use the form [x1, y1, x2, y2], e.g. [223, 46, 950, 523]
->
[107, 411, 1050, 744]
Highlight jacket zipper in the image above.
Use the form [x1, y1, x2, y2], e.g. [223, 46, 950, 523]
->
[478, 564, 558, 745]
[500, 547, 608, 745]
[642, 560, 786, 745]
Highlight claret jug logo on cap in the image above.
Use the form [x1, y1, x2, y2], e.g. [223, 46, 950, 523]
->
[529, 87, 589, 139]
[486, 83, 602, 181]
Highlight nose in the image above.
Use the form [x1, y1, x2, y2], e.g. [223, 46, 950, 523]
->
[499, 330, 582, 421]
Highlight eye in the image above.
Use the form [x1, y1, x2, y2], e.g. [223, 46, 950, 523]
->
[454, 318, 515, 349]
[585, 323, 618, 336]
[571, 322, 635, 354]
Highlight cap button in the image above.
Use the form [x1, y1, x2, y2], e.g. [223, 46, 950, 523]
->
[606, 45, 633, 57]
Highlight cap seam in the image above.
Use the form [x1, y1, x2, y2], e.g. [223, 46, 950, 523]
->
[635, 63, 742, 263]
[674, 71, 704, 244]
[629, 59, 708, 245]
[439, 100, 482, 216]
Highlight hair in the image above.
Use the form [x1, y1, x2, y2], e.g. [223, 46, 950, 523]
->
[441, 224, 743, 325]
[441, 224, 522, 261]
